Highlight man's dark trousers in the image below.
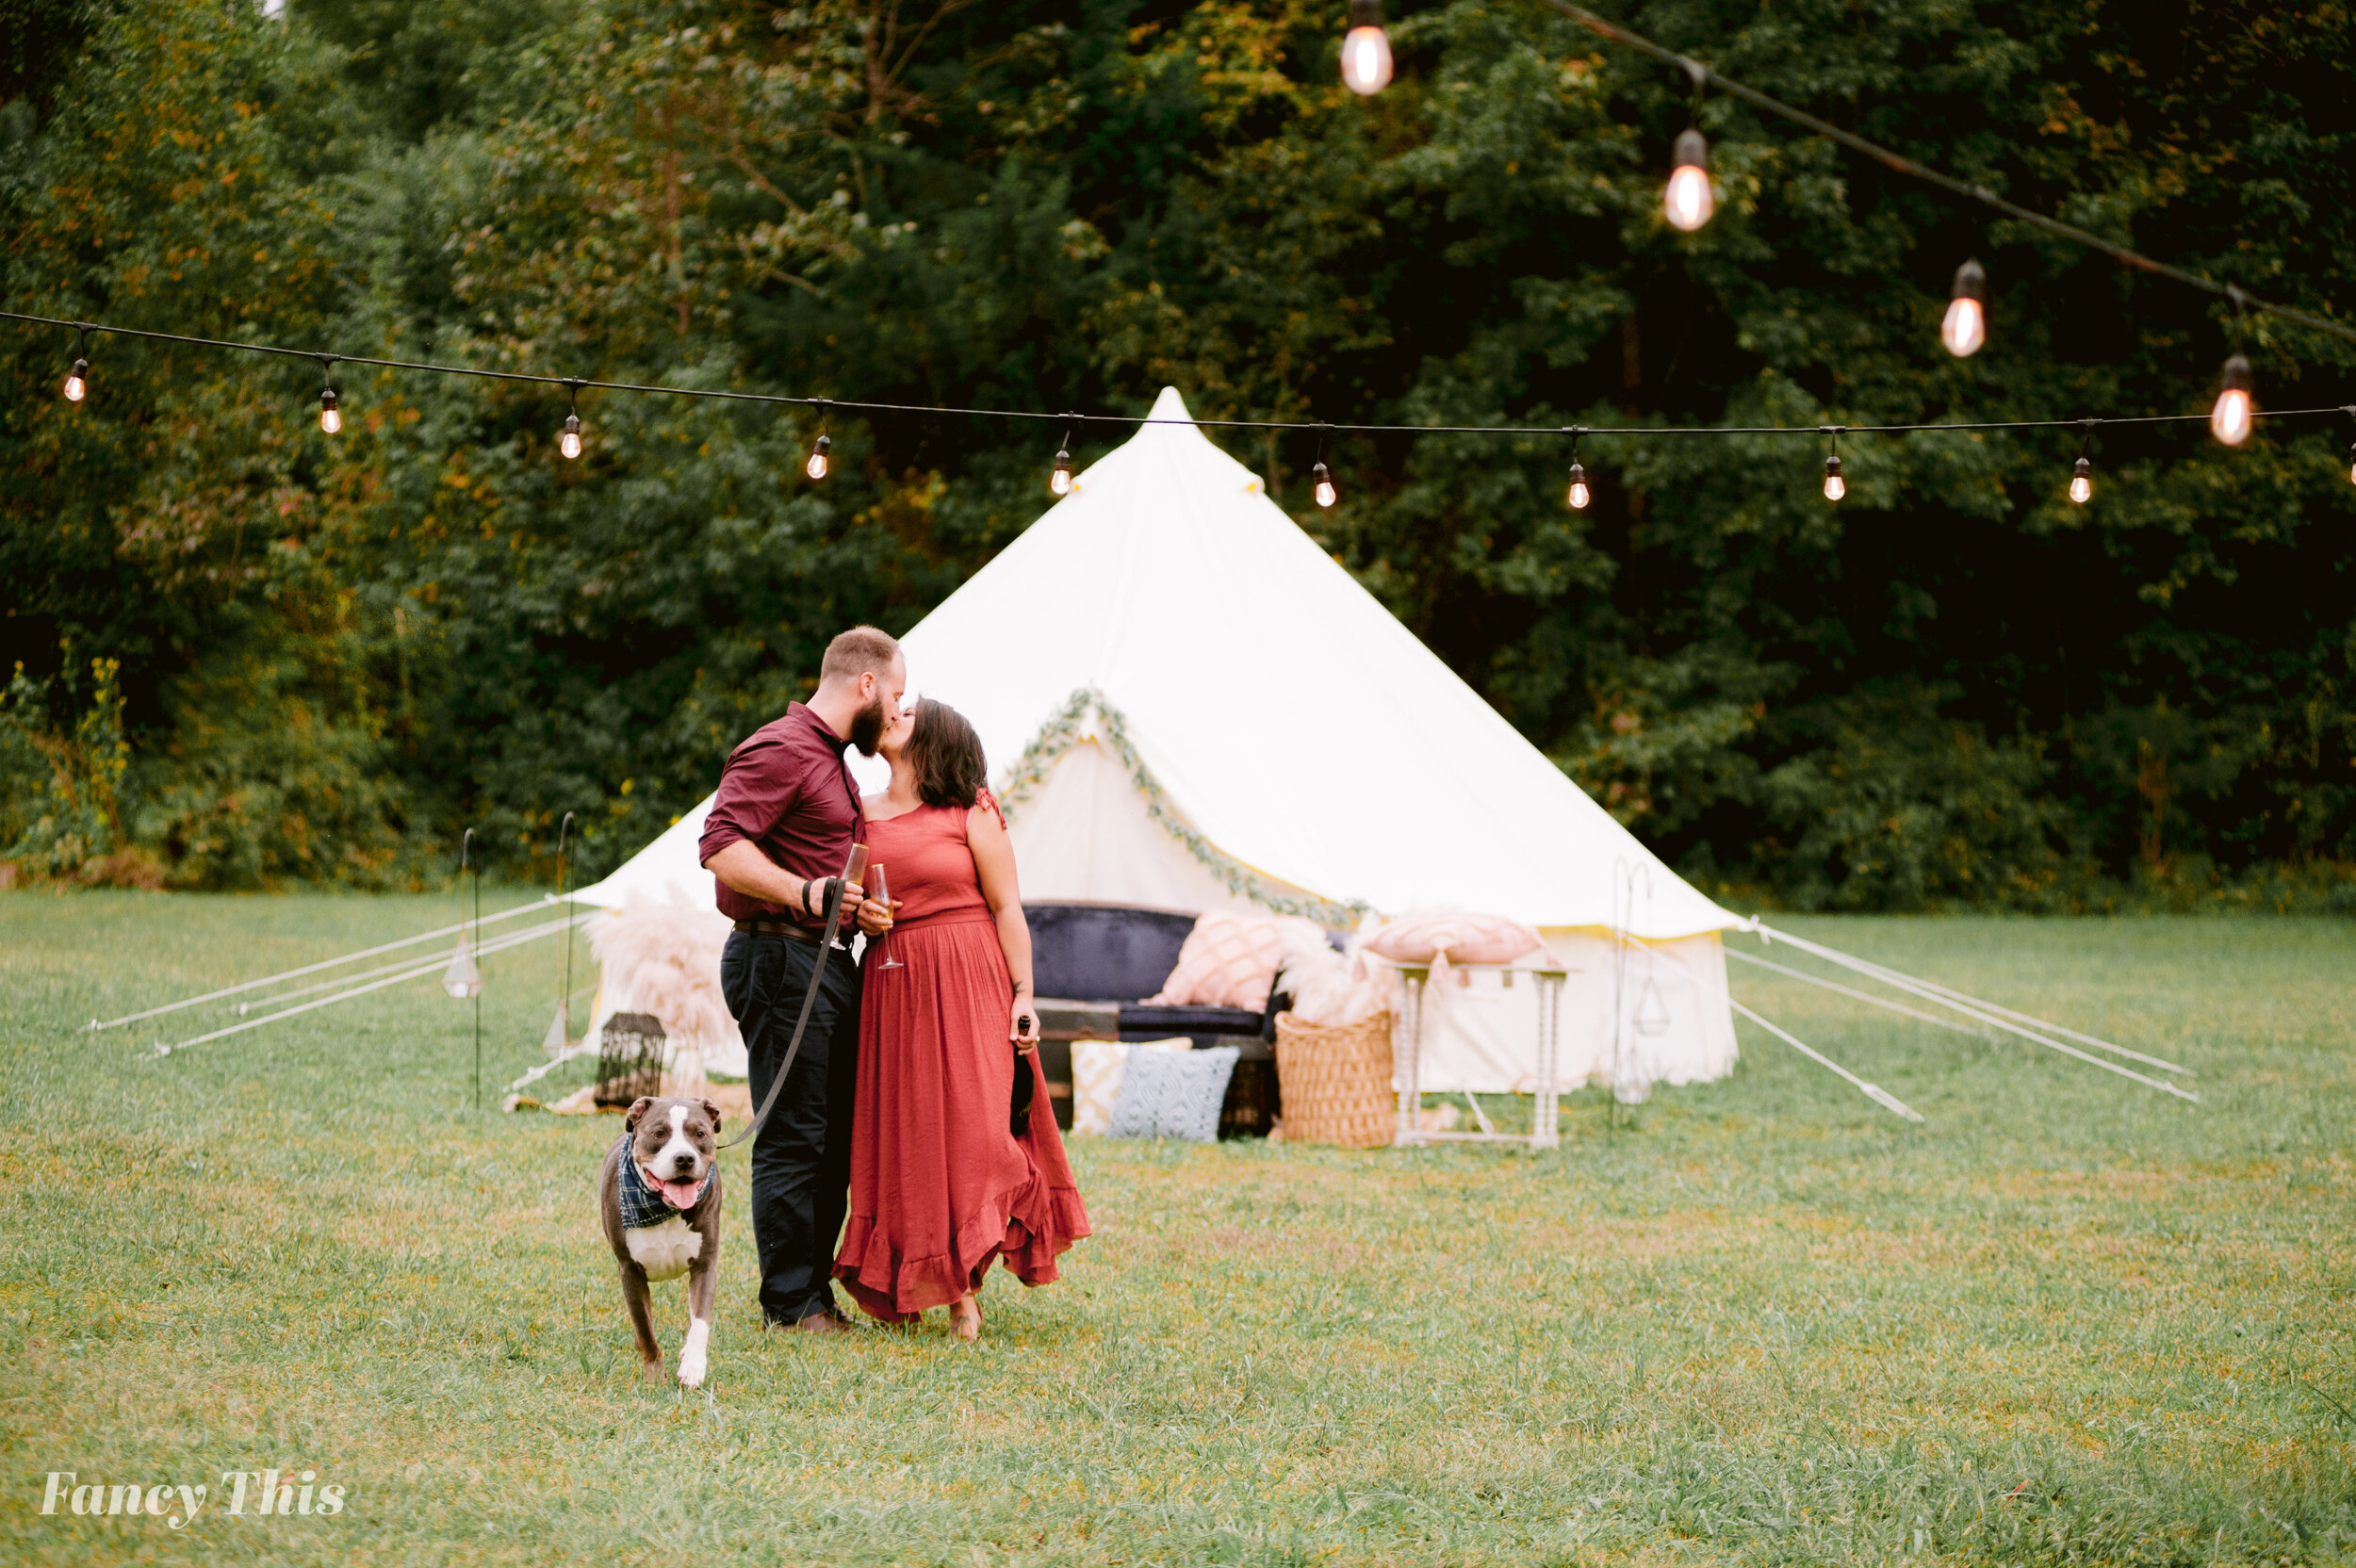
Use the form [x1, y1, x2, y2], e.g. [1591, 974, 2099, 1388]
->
[719, 928, 861, 1326]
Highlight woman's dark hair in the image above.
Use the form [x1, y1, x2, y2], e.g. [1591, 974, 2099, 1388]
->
[907, 698, 988, 809]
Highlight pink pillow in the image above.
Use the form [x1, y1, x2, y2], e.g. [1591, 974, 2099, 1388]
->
[1147, 910, 1289, 1011]
[1364, 910, 1545, 968]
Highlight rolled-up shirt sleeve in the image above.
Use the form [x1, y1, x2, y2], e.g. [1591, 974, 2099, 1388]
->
[696, 704, 861, 924]
[699, 736, 803, 867]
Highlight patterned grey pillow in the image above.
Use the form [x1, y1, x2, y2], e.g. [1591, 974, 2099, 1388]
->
[1106, 1046, 1238, 1143]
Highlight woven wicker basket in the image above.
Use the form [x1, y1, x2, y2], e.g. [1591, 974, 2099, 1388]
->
[1273, 1010, 1395, 1149]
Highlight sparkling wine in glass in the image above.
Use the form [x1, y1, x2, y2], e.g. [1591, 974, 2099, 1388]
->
[870, 864, 903, 971]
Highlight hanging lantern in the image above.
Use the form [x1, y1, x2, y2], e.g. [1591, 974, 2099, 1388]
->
[442, 934, 483, 1001]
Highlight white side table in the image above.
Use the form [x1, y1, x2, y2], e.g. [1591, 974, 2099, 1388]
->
[1380, 960, 1572, 1150]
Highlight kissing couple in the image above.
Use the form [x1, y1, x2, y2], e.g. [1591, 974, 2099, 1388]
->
[696, 626, 1090, 1340]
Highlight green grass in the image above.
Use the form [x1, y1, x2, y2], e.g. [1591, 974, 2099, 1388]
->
[3, 893, 2351, 1566]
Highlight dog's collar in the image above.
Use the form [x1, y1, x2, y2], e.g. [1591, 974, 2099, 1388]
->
[614, 1135, 712, 1229]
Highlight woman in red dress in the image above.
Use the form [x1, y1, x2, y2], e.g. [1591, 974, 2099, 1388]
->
[834, 698, 1089, 1339]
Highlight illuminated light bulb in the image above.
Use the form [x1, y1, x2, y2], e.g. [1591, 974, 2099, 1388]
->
[804, 433, 830, 480]
[2209, 352, 2254, 446]
[560, 412, 582, 461]
[1565, 460, 1591, 511]
[1049, 447, 1073, 497]
[1663, 128, 1713, 232]
[62, 357, 88, 402]
[2069, 455, 2091, 504]
[1941, 259, 1987, 357]
[2347, 439, 2355, 485]
[1340, 0, 1392, 96]
[319, 386, 341, 435]
[1312, 460, 1337, 508]
[1822, 453, 1844, 502]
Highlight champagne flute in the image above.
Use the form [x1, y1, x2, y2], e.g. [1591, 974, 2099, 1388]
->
[870, 863, 903, 971]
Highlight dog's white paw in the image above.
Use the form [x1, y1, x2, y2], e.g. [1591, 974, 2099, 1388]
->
[677, 1349, 706, 1388]
[677, 1316, 710, 1389]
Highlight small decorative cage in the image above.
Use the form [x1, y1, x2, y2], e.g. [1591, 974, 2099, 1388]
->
[595, 1011, 666, 1108]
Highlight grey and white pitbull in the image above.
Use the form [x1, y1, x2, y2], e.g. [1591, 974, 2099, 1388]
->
[597, 1096, 724, 1387]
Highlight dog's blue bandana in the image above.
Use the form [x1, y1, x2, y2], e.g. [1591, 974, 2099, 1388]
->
[614, 1135, 713, 1229]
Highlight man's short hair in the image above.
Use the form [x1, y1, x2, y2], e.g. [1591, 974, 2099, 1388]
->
[818, 626, 901, 684]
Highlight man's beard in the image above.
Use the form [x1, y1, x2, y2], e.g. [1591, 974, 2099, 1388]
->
[848, 694, 889, 757]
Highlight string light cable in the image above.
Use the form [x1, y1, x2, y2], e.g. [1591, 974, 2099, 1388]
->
[1530, 2, 2356, 355]
[12, 8, 2354, 474]
[8, 310, 2353, 484]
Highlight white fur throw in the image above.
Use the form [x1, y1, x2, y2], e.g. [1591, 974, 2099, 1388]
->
[1274, 923, 1397, 1028]
[585, 891, 741, 1077]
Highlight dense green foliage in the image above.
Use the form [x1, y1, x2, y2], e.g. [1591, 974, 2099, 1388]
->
[4, 0, 2353, 904]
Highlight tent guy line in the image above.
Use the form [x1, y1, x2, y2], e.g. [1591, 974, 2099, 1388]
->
[1728, 997, 1925, 1121]
[86, 894, 559, 1032]
[1752, 923, 2196, 1096]
[1844, 954, 2194, 1073]
[9, 309, 2350, 445]
[1744, 924, 2190, 1076]
[1724, 945, 1983, 1037]
[231, 929, 536, 1013]
[151, 913, 587, 1057]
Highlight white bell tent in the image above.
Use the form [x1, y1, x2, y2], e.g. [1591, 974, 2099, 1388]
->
[107, 387, 2184, 1121]
[568, 387, 1741, 1098]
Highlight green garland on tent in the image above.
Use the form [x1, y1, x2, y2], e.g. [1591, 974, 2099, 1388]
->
[996, 688, 1370, 926]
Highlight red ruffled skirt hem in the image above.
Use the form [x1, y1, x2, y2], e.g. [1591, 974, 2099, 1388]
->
[835, 1174, 1090, 1323]
[828, 900, 1091, 1325]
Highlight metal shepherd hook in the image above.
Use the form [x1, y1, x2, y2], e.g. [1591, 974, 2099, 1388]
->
[467, 828, 481, 1109]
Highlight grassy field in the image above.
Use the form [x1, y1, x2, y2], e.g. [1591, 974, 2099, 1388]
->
[2, 893, 2350, 1566]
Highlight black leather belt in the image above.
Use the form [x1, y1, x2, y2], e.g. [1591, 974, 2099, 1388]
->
[733, 918, 851, 950]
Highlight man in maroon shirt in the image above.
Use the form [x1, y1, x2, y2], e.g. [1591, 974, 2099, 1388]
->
[702, 626, 906, 1332]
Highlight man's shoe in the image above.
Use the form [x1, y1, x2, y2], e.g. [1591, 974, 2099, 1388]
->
[790, 1306, 854, 1333]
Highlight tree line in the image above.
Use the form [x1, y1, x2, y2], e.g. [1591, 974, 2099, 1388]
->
[2, 0, 2351, 909]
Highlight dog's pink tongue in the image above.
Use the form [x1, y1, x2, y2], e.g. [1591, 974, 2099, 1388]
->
[660, 1175, 701, 1208]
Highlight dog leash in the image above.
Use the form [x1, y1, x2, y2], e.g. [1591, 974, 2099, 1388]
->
[720, 842, 869, 1151]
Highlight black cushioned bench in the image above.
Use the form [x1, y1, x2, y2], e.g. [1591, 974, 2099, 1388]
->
[1023, 902, 1283, 1137]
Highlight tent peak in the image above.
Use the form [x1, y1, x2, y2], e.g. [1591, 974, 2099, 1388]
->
[1144, 385, 1194, 427]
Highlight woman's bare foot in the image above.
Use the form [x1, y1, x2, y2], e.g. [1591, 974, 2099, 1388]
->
[949, 1295, 981, 1342]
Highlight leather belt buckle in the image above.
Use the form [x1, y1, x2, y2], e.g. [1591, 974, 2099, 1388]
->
[733, 918, 849, 950]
